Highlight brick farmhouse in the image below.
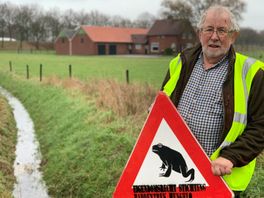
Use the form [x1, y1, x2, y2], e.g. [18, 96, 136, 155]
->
[55, 19, 197, 55]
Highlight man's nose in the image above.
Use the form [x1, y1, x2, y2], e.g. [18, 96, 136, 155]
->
[211, 31, 220, 40]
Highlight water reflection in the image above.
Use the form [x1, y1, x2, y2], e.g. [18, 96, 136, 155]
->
[0, 86, 49, 198]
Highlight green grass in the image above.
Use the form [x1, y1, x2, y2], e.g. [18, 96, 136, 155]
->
[0, 71, 139, 197]
[0, 52, 172, 89]
[241, 153, 264, 198]
[0, 95, 17, 197]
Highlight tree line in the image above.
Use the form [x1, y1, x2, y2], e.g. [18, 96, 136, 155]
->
[0, 0, 263, 50]
[0, 2, 157, 49]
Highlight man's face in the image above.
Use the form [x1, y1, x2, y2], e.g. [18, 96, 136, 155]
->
[199, 10, 238, 62]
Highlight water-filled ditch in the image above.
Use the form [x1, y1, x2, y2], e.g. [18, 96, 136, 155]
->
[0, 86, 49, 198]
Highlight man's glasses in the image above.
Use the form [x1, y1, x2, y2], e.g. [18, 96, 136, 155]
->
[201, 27, 233, 37]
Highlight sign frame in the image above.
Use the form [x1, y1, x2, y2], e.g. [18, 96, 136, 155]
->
[113, 91, 234, 198]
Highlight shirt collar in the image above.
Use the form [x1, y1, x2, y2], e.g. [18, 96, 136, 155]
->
[199, 52, 228, 70]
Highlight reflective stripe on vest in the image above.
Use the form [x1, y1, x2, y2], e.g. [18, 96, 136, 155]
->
[163, 52, 264, 191]
[163, 54, 182, 97]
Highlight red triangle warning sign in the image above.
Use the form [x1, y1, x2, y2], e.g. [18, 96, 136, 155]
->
[113, 91, 234, 198]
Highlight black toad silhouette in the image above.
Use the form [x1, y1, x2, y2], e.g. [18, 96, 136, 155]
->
[152, 143, 195, 182]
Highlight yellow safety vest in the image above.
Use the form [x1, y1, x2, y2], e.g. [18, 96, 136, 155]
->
[163, 52, 264, 191]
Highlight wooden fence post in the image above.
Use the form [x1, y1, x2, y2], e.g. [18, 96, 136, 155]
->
[26, 65, 29, 79]
[69, 64, 72, 78]
[40, 64, 42, 81]
[9, 61, 12, 72]
[126, 69, 129, 84]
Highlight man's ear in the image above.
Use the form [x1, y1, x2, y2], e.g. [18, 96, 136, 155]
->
[198, 29, 202, 42]
[231, 31, 239, 44]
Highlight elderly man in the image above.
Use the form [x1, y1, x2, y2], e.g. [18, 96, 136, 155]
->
[161, 5, 264, 197]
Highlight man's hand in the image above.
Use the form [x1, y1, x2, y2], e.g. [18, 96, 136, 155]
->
[211, 157, 233, 176]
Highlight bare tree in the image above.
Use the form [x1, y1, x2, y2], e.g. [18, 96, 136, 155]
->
[135, 12, 156, 28]
[0, 3, 7, 47]
[110, 15, 134, 27]
[14, 5, 34, 49]
[88, 10, 111, 26]
[161, 0, 193, 20]
[31, 7, 48, 49]
[236, 28, 261, 46]
[74, 10, 91, 26]
[110, 15, 124, 27]
[5, 2, 17, 41]
[44, 9, 63, 42]
[61, 9, 78, 29]
[161, 0, 246, 26]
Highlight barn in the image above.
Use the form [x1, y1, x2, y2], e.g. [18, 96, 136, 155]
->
[55, 19, 198, 55]
[59, 26, 149, 55]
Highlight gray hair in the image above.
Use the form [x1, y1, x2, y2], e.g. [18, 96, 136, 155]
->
[197, 5, 240, 32]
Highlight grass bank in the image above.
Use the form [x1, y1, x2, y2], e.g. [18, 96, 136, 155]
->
[0, 71, 156, 197]
[0, 95, 17, 197]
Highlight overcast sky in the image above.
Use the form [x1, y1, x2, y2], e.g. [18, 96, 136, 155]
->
[1, 0, 263, 31]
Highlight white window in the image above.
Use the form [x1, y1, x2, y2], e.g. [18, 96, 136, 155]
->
[171, 43, 176, 50]
[151, 42, 159, 52]
[135, 44, 142, 50]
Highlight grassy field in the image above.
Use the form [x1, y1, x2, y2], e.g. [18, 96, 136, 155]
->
[0, 52, 172, 89]
[0, 52, 263, 197]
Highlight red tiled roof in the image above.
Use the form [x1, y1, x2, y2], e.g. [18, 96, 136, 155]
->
[81, 26, 149, 43]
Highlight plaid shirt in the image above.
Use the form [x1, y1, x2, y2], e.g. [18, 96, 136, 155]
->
[177, 54, 228, 156]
